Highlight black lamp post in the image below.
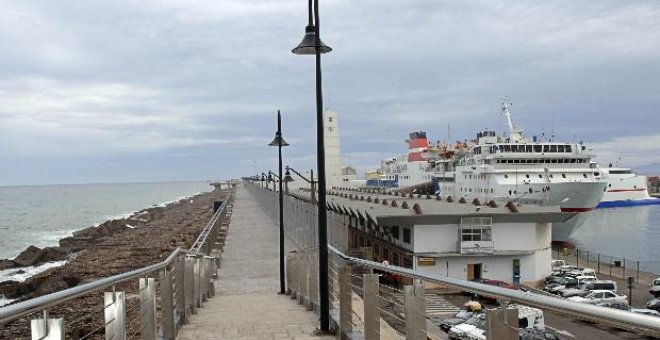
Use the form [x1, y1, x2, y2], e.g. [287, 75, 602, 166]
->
[268, 171, 280, 192]
[268, 111, 289, 295]
[285, 166, 316, 204]
[292, 0, 332, 331]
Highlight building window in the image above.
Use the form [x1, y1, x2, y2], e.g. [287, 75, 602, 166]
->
[328, 117, 333, 122]
[403, 228, 411, 243]
[460, 217, 493, 241]
[391, 226, 400, 240]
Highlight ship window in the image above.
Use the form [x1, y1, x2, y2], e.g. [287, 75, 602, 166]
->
[534, 145, 542, 152]
[504, 174, 509, 179]
[526, 145, 533, 152]
[566, 145, 572, 152]
[594, 172, 600, 176]
[504, 145, 511, 152]
[550, 145, 557, 152]
[558, 145, 565, 152]
[525, 174, 530, 178]
[609, 184, 612, 187]
[529, 188, 533, 193]
[491, 189, 494, 193]
[538, 174, 543, 178]
[562, 173, 567, 178]
[391, 226, 400, 240]
[509, 190, 512, 195]
[550, 174, 554, 178]
[543, 145, 549, 152]
[583, 174, 588, 178]
[328, 117, 333, 122]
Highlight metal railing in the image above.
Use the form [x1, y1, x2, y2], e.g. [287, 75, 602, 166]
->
[243, 180, 660, 339]
[0, 191, 233, 339]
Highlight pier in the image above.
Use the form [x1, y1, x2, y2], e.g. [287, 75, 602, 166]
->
[1, 182, 660, 340]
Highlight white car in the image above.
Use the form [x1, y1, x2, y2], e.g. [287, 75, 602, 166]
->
[567, 290, 628, 305]
[448, 314, 486, 340]
[455, 305, 545, 340]
[650, 278, 660, 297]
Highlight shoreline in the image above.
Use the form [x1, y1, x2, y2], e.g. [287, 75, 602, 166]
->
[0, 188, 227, 305]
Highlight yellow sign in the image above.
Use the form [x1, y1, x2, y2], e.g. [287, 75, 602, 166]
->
[418, 257, 436, 266]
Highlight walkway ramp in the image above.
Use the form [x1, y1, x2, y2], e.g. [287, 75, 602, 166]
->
[177, 187, 333, 339]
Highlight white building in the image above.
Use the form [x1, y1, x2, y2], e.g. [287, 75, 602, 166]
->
[324, 191, 574, 286]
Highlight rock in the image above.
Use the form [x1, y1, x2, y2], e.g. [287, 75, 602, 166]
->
[13, 246, 43, 267]
[0, 259, 16, 270]
[39, 247, 68, 263]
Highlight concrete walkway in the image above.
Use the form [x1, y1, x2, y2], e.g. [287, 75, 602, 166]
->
[177, 187, 334, 340]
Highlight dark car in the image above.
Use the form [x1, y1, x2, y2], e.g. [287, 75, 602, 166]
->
[472, 279, 523, 303]
[597, 302, 631, 311]
[647, 298, 660, 312]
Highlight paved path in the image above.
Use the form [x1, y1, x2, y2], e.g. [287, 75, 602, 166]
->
[177, 187, 334, 340]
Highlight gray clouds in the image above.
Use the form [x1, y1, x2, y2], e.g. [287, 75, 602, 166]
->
[0, 0, 658, 185]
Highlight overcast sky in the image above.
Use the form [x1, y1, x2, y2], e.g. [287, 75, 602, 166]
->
[0, 0, 659, 186]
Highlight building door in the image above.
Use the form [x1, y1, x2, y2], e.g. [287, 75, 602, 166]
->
[467, 263, 482, 281]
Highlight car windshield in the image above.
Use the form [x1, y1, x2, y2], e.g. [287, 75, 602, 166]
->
[465, 315, 484, 327]
[653, 279, 660, 285]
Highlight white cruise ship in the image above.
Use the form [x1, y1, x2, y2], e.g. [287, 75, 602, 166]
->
[596, 166, 660, 208]
[365, 102, 609, 242]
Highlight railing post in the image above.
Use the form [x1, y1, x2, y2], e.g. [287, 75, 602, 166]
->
[160, 270, 175, 340]
[30, 311, 64, 340]
[139, 278, 157, 340]
[339, 265, 352, 339]
[185, 256, 196, 315]
[486, 308, 518, 340]
[175, 257, 186, 324]
[193, 257, 201, 307]
[404, 284, 426, 340]
[104, 291, 126, 340]
[363, 273, 380, 340]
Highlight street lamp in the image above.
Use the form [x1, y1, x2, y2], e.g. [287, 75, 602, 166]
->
[268, 111, 289, 295]
[268, 171, 280, 192]
[292, 0, 332, 331]
[285, 166, 316, 204]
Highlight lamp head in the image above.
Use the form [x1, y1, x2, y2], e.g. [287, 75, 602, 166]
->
[292, 25, 332, 55]
[268, 133, 289, 147]
[284, 169, 295, 183]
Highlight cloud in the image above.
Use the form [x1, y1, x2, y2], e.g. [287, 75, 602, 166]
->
[588, 134, 660, 168]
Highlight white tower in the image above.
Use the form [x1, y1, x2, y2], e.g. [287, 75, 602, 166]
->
[323, 110, 343, 189]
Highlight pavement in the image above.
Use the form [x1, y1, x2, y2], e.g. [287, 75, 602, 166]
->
[177, 187, 334, 340]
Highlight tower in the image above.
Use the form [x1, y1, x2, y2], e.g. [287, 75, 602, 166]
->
[323, 110, 343, 189]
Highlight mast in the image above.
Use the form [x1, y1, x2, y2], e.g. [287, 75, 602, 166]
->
[501, 101, 525, 143]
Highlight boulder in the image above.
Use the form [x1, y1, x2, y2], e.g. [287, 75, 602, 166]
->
[13, 246, 43, 267]
[0, 259, 16, 270]
[39, 247, 69, 263]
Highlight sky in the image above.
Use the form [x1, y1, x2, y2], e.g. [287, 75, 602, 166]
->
[0, 0, 659, 186]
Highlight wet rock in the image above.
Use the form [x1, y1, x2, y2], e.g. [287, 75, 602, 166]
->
[13, 246, 43, 267]
[0, 259, 16, 270]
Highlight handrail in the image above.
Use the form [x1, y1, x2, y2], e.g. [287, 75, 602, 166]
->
[189, 192, 231, 254]
[328, 245, 660, 336]
[0, 247, 186, 324]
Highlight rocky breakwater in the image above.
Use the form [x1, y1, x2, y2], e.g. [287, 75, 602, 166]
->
[0, 188, 231, 339]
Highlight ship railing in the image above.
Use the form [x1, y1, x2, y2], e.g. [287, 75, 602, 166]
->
[242, 180, 660, 339]
[0, 191, 234, 339]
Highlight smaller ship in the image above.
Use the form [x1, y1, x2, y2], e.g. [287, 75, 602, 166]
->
[596, 166, 660, 208]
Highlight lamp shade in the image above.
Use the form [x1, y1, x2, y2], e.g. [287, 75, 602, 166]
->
[292, 25, 332, 55]
[268, 134, 289, 147]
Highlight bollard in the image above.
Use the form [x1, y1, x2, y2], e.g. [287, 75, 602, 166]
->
[486, 308, 518, 340]
[139, 278, 157, 340]
[104, 291, 126, 340]
[31, 311, 64, 340]
[363, 274, 380, 340]
[339, 265, 353, 340]
[160, 270, 175, 340]
[404, 284, 426, 340]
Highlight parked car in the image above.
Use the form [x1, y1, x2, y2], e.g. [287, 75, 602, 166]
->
[551, 260, 565, 270]
[471, 278, 525, 303]
[433, 309, 478, 333]
[557, 277, 597, 297]
[650, 278, 660, 297]
[567, 290, 628, 305]
[448, 314, 486, 340]
[456, 305, 545, 340]
[545, 277, 578, 294]
[519, 328, 562, 340]
[582, 280, 618, 292]
[596, 301, 660, 317]
[646, 298, 660, 312]
[559, 288, 591, 299]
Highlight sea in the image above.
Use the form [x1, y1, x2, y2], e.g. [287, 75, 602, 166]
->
[0, 181, 211, 281]
[570, 204, 660, 275]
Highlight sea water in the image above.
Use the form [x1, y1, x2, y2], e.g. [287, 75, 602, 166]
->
[571, 204, 660, 274]
[0, 181, 212, 260]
